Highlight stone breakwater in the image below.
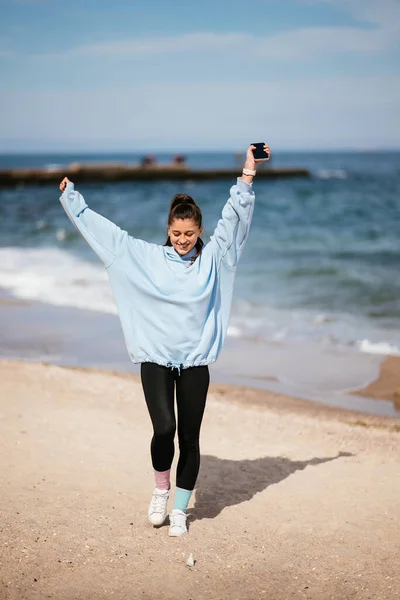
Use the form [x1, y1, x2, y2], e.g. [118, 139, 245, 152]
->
[0, 163, 310, 186]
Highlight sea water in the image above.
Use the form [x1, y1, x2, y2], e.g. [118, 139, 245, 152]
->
[0, 151, 399, 414]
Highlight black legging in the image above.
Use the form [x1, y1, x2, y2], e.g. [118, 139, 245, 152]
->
[140, 363, 210, 491]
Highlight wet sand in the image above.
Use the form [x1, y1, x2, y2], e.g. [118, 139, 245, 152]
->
[1, 359, 399, 600]
[353, 356, 400, 410]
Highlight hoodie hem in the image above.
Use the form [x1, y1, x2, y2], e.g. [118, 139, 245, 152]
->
[130, 355, 216, 369]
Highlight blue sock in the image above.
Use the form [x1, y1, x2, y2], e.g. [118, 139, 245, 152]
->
[173, 487, 193, 513]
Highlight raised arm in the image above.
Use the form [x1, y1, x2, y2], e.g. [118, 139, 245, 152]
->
[59, 177, 127, 268]
[210, 144, 270, 268]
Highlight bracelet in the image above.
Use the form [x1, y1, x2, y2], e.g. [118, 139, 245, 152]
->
[242, 168, 256, 176]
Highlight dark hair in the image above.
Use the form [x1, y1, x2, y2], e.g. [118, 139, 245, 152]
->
[164, 193, 204, 263]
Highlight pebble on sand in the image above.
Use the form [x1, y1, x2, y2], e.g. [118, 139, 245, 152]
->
[186, 553, 195, 567]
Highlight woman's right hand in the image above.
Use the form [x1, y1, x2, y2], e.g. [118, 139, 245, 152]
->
[59, 177, 72, 193]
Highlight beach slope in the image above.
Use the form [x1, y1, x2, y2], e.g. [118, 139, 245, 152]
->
[1, 360, 399, 600]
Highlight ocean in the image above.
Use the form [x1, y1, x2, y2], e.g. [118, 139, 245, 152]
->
[1, 150, 399, 415]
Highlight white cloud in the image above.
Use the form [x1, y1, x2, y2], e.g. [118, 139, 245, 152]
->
[2, 0, 397, 77]
[2, 0, 398, 150]
[67, 29, 380, 62]
[1, 75, 399, 150]
[3, 0, 399, 68]
[253, 26, 387, 60]
[28, 10, 398, 67]
[67, 33, 247, 59]
[309, 0, 400, 32]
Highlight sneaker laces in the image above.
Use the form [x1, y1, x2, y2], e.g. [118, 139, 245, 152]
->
[170, 511, 187, 530]
[150, 491, 168, 513]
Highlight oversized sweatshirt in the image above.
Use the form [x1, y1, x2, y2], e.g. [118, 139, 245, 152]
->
[60, 178, 255, 370]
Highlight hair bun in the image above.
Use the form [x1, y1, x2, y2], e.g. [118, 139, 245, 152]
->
[170, 193, 196, 210]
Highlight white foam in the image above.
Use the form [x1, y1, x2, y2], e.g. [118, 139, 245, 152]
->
[356, 339, 400, 356]
[44, 163, 63, 172]
[35, 220, 48, 231]
[313, 313, 333, 324]
[272, 328, 290, 341]
[316, 169, 347, 180]
[1, 247, 399, 360]
[56, 229, 68, 241]
[0, 246, 117, 315]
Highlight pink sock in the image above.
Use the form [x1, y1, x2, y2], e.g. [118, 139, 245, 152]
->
[154, 469, 171, 491]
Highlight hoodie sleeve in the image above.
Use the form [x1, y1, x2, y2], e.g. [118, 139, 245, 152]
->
[59, 182, 127, 268]
[210, 178, 255, 268]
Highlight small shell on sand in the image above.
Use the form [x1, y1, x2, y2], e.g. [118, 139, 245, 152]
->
[186, 553, 195, 567]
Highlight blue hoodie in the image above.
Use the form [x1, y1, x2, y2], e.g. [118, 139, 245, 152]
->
[60, 178, 255, 371]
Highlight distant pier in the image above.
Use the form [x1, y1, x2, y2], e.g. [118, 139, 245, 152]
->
[0, 163, 310, 187]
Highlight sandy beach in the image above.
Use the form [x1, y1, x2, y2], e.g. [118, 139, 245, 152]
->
[354, 356, 400, 411]
[1, 359, 399, 600]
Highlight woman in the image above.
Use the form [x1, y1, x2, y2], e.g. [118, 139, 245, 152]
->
[59, 144, 270, 537]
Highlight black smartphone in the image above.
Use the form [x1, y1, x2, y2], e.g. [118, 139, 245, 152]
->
[251, 142, 270, 161]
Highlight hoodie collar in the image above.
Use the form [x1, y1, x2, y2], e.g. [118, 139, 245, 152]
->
[164, 245, 197, 262]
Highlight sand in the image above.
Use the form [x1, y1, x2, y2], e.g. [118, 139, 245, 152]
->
[1, 359, 399, 600]
[354, 356, 400, 410]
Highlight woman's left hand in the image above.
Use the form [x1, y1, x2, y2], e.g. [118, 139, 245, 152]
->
[244, 144, 270, 170]
[241, 144, 270, 183]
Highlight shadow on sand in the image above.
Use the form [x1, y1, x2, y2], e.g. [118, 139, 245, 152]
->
[190, 451, 353, 522]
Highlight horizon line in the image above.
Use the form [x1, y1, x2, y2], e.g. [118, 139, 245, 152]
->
[1, 147, 399, 155]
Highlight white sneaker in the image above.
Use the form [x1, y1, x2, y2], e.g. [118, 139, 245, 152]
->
[148, 488, 170, 526]
[168, 509, 188, 537]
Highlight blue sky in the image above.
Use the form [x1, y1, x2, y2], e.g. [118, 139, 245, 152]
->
[1, 0, 399, 151]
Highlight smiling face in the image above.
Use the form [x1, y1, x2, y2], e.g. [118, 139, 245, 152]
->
[168, 218, 203, 255]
